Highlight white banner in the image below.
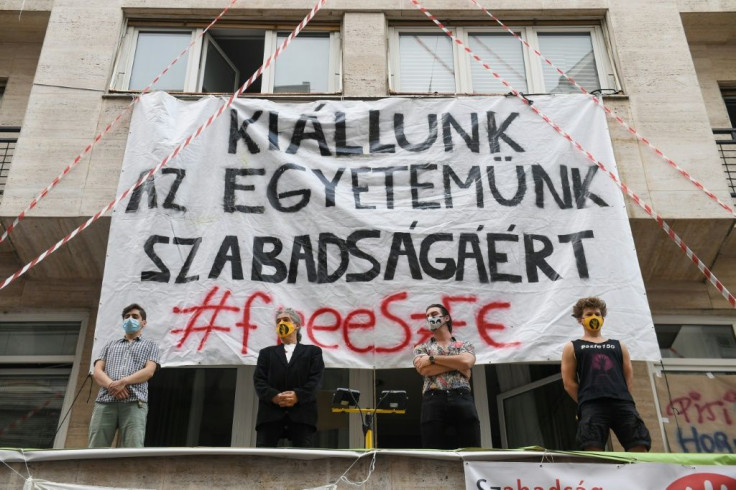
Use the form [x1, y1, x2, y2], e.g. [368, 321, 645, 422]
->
[464, 461, 736, 490]
[95, 92, 658, 368]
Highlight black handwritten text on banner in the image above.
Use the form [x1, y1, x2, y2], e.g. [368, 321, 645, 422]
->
[95, 94, 657, 368]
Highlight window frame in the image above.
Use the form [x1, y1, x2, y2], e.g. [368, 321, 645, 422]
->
[388, 25, 618, 95]
[649, 315, 736, 452]
[653, 315, 736, 369]
[197, 33, 241, 94]
[111, 25, 342, 94]
[259, 30, 342, 94]
[496, 372, 581, 450]
[0, 312, 88, 449]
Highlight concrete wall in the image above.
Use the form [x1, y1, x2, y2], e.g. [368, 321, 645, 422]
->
[0, 0, 734, 455]
[0, 39, 42, 127]
[0, 0, 732, 220]
[1, 453, 465, 490]
[683, 12, 736, 127]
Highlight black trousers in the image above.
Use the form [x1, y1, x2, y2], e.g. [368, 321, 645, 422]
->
[256, 418, 316, 448]
[420, 388, 481, 449]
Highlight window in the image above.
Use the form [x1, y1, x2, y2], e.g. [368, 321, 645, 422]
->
[722, 87, 736, 128]
[145, 366, 351, 448]
[492, 364, 578, 450]
[651, 318, 736, 453]
[0, 316, 86, 448]
[0, 125, 19, 199]
[655, 322, 736, 360]
[112, 26, 342, 94]
[389, 26, 617, 94]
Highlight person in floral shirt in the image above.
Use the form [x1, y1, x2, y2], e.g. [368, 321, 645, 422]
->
[413, 303, 480, 449]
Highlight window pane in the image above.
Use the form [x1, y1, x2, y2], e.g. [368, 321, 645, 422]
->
[211, 30, 264, 94]
[501, 377, 578, 450]
[398, 33, 455, 93]
[469, 33, 527, 93]
[374, 368, 422, 449]
[0, 372, 69, 448]
[656, 324, 736, 359]
[201, 39, 237, 93]
[274, 34, 330, 93]
[538, 33, 600, 94]
[146, 367, 236, 447]
[0, 322, 79, 357]
[315, 368, 350, 448]
[129, 32, 191, 91]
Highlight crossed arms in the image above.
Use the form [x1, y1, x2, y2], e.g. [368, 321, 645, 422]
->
[413, 352, 474, 379]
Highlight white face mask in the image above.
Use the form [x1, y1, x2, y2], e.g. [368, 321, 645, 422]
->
[426, 316, 444, 331]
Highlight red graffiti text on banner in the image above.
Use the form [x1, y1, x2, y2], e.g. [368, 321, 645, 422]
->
[171, 286, 238, 351]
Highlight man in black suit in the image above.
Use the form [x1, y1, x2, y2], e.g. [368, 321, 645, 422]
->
[253, 307, 325, 447]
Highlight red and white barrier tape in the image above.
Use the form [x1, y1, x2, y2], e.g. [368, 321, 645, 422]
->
[410, 0, 736, 308]
[466, 0, 735, 218]
[0, 392, 63, 437]
[0, 0, 239, 245]
[0, 0, 328, 291]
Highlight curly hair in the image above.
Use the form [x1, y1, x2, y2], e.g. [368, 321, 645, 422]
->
[571, 297, 607, 319]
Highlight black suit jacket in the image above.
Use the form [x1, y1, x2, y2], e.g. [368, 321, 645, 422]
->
[253, 343, 324, 430]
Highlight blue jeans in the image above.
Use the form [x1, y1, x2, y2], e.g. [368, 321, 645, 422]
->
[88, 401, 148, 448]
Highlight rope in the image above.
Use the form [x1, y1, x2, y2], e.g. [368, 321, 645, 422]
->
[466, 0, 736, 219]
[0, 0, 240, 245]
[0, 0, 328, 291]
[335, 450, 377, 487]
[409, 0, 736, 309]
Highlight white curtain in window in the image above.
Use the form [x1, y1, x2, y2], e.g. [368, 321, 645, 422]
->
[468, 33, 527, 93]
[398, 34, 455, 93]
[129, 32, 190, 91]
[538, 33, 600, 94]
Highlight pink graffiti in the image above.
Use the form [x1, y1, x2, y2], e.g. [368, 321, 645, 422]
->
[666, 389, 734, 426]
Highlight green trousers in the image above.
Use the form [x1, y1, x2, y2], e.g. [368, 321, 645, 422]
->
[88, 401, 148, 448]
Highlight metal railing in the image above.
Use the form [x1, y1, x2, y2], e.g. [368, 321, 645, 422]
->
[714, 128, 736, 199]
[0, 126, 20, 199]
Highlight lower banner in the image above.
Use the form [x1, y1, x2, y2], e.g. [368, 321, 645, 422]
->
[464, 461, 736, 490]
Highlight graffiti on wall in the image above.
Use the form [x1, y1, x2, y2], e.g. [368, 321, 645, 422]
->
[656, 373, 736, 453]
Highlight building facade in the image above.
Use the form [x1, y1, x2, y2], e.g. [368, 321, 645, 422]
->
[0, 0, 735, 453]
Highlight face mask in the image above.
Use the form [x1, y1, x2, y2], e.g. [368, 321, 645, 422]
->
[277, 320, 296, 339]
[426, 317, 444, 331]
[582, 315, 604, 331]
[123, 318, 141, 335]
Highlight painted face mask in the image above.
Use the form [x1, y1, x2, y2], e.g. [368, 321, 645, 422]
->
[426, 316, 444, 331]
[277, 320, 296, 339]
[582, 314, 604, 331]
[123, 318, 141, 335]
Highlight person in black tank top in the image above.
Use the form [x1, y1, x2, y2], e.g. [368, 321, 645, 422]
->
[561, 296, 651, 452]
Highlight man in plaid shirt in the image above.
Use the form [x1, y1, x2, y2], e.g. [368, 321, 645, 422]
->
[88, 303, 160, 448]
